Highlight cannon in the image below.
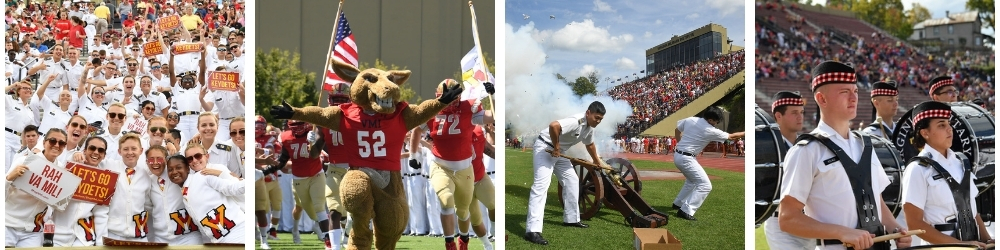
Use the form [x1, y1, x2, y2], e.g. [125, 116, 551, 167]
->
[554, 153, 668, 228]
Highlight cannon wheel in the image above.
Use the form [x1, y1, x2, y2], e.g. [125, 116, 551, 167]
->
[606, 158, 642, 193]
[558, 165, 604, 220]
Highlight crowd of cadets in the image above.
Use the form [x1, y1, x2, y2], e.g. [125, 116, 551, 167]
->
[5, 0, 247, 247]
[254, 82, 498, 250]
[613, 136, 744, 157]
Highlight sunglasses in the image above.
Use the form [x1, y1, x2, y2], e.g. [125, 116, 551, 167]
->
[143, 106, 156, 111]
[46, 138, 68, 147]
[149, 126, 167, 133]
[131, 49, 139, 52]
[151, 66, 161, 69]
[93, 91, 106, 95]
[108, 112, 126, 120]
[185, 153, 205, 163]
[86, 145, 106, 154]
[229, 129, 245, 137]
[167, 115, 179, 119]
[147, 157, 164, 165]
[69, 122, 87, 129]
[128, 63, 138, 66]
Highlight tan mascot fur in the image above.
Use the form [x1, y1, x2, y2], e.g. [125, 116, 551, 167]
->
[270, 59, 463, 249]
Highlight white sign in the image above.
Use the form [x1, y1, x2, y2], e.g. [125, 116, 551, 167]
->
[12, 155, 83, 210]
[125, 117, 148, 136]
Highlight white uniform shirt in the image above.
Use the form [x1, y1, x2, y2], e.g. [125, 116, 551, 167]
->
[674, 117, 729, 155]
[131, 91, 169, 114]
[149, 74, 171, 91]
[51, 160, 112, 246]
[38, 59, 72, 101]
[900, 148, 979, 246]
[182, 172, 245, 243]
[98, 130, 127, 162]
[6, 95, 39, 135]
[78, 96, 108, 127]
[536, 113, 594, 151]
[63, 60, 86, 94]
[170, 85, 208, 113]
[208, 141, 244, 178]
[780, 121, 890, 250]
[105, 160, 153, 239]
[210, 90, 243, 119]
[36, 95, 78, 136]
[146, 170, 201, 243]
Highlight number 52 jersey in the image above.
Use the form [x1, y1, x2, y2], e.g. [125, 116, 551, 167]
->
[337, 102, 409, 171]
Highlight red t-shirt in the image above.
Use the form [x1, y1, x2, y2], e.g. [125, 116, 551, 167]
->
[320, 127, 350, 164]
[339, 102, 408, 171]
[471, 126, 486, 182]
[280, 130, 322, 178]
[425, 100, 479, 161]
[68, 25, 85, 48]
[54, 19, 71, 40]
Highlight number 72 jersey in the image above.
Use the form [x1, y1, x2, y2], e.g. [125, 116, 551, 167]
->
[424, 100, 481, 162]
[337, 102, 410, 171]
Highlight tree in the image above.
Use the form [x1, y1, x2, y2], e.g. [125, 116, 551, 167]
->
[837, 0, 913, 39]
[967, 0, 995, 45]
[255, 48, 318, 127]
[569, 76, 597, 97]
[358, 59, 418, 103]
[906, 3, 932, 26]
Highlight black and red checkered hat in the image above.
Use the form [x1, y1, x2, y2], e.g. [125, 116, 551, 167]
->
[870, 81, 898, 97]
[911, 101, 951, 125]
[771, 91, 805, 113]
[927, 76, 955, 95]
[810, 61, 856, 91]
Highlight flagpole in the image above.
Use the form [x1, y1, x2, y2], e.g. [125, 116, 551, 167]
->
[468, 1, 494, 113]
[319, 0, 345, 106]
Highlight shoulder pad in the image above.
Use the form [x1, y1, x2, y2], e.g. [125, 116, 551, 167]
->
[794, 133, 822, 146]
[152, 92, 160, 96]
[216, 143, 232, 151]
[578, 118, 586, 125]
[908, 155, 933, 167]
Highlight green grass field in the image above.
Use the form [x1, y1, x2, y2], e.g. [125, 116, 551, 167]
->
[256, 232, 490, 249]
[504, 148, 745, 249]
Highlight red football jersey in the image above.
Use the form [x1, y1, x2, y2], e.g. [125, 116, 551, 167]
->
[425, 100, 480, 161]
[339, 102, 409, 171]
[472, 126, 486, 182]
[320, 127, 351, 164]
[279, 130, 322, 178]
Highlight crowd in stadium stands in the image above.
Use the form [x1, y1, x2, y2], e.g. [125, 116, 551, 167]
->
[755, 1, 994, 110]
[607, 50, 746, 138]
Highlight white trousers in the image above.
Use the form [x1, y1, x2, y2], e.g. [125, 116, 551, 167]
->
[406, 165, 428, 235]
[5, 226, 42, 247]
[763, 215, 814, 249]
[215, 118, 232, 142]
[526, 140, 579, 233]
[6, 133, 21, 171]
[177, 115, 198, 144]
[672, 153, 712, 215]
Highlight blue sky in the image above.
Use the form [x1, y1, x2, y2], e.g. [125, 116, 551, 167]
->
[505, 0, 746, 92]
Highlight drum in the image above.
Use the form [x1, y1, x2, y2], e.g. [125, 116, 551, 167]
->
[898, 244, 982, 250]
[870, 135, 905, 217]
[754, 105, 784, 225]
[892, 102, 995, 221]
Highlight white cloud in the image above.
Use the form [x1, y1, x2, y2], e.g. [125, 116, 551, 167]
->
[571, 64, 600, 79]
[534, 19, 634, 52]
[644, 31, 653, 38]
[655, 19, 662, 25]
[594, 0, 615, 12]
[614, 57, 638, 70]
[687, 13, 700, 19]
[706, 0, 745, 16]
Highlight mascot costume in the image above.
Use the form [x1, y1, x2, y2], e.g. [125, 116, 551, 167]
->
[269, 59, 463, 250]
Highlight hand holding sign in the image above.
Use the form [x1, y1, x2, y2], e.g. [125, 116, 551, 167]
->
[6, 165, 30, 182]
[157, 15, 181, 31]
[11, 154, 83, 211]
[66, 162, 119, 205]
[142, 42, 163, 57]
[171, 43, 204, 55]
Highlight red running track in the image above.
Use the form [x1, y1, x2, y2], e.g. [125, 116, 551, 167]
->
[612, 151, 746, 173]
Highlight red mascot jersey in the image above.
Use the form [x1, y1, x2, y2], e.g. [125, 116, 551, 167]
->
[280, 130, 322, 178]
[339, 102, 409, 171]
[472, 126, 486, 182]
[425, 100, 480, 161]
[321, 127, 351, 164]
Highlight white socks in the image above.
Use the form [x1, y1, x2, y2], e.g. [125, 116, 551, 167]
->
[479, 236, 494, 250]
[330, 229, 343, 249]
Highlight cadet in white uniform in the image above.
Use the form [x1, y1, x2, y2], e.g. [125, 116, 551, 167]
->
[26, 45, 71, 102]
[5, 81, 40, 168]
[168, 154, 245, 244]
[778, 61, 911, 250]
[763, 91, 815, 249]
[52, 137, 111, 247]
[900, 101, 993, 247]
[104, 134, 153, 241]
[672, 106, 744, 220]
[209, 82, 245, 142]
[5, 129, 68, 248]
[524, 101, 606, 246]
[861, 82, 898, 139]
[144, 146, 203, 245]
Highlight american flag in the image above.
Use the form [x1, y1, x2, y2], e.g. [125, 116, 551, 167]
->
[324, 11, 358, 91]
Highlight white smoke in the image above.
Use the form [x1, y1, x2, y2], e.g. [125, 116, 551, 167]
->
[505, 22, 633, 159]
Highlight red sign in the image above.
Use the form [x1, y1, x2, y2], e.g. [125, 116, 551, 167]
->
[171, 43, 204, 55]
[208, 71, 240, 91]
[157, 15, 181, 31]
[66, 162, 119, 205]
[142, 42, 163, 57]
